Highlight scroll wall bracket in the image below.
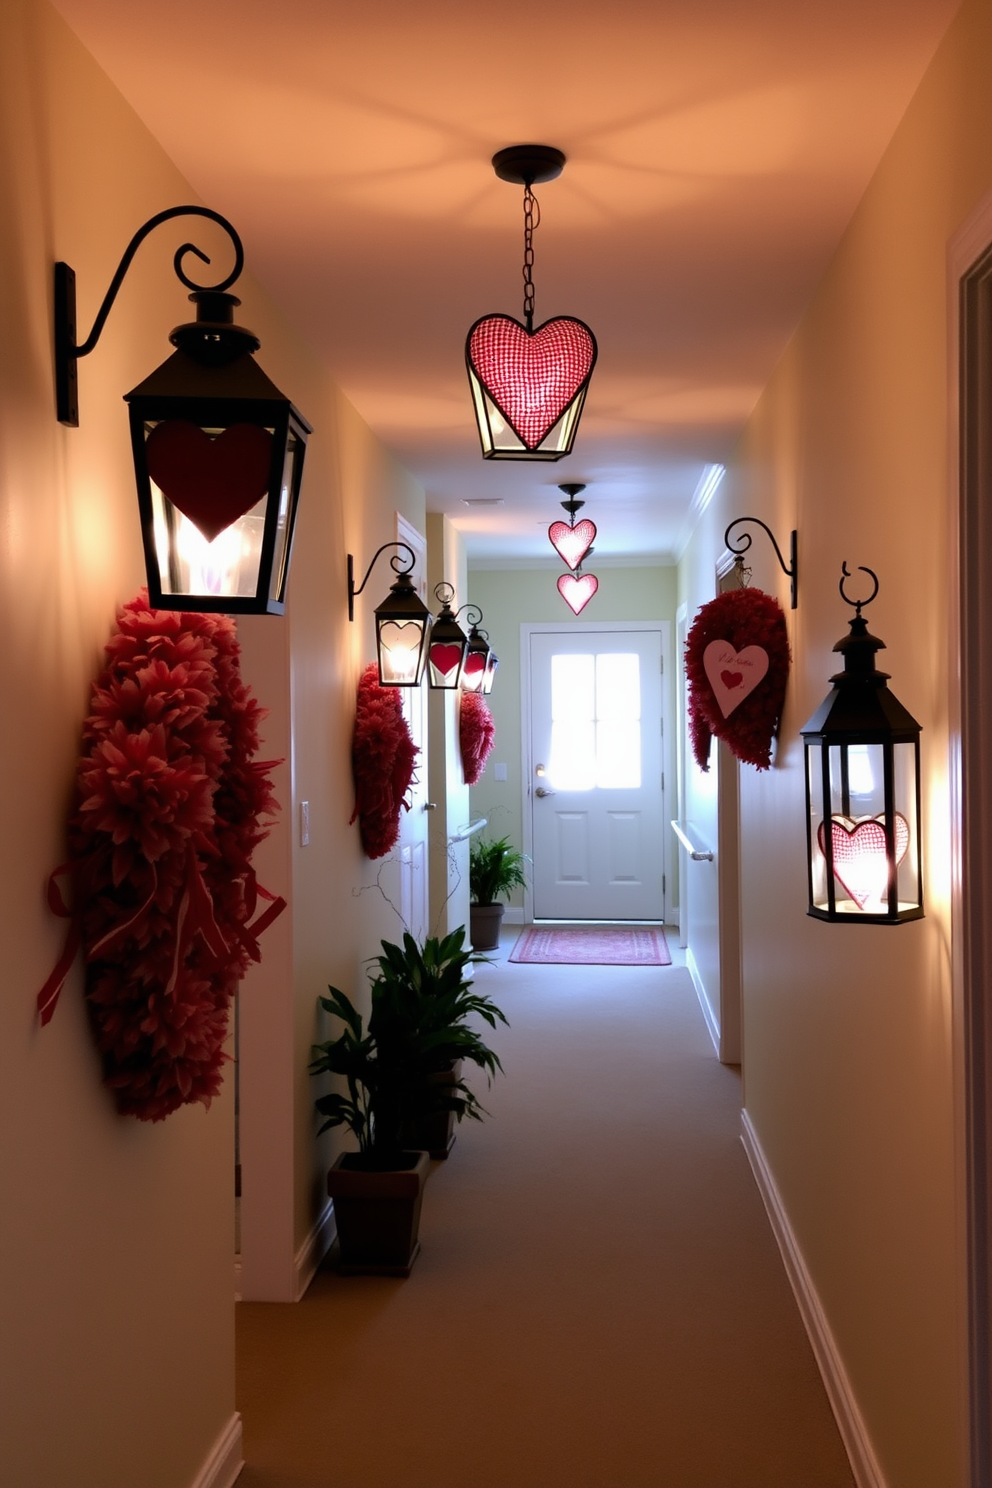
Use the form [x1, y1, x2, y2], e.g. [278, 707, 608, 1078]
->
[724, 517, 798, 609]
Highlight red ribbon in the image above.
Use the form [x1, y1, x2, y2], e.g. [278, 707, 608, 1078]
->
[38, 850, 287, 1023]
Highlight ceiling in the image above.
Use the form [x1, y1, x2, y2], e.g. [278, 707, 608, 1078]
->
[53, 0, 959, 563]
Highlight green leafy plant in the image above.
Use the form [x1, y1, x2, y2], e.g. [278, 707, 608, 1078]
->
[309, 927, 507, 1166]
[469, 835, 529, 906]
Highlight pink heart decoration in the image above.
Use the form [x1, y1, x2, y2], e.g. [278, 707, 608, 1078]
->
[702, 640, 770, 718]
[429, 643, 464, 681]
[145, 421, 274, 542]
[817, 813, 910, 910]
[468, 315, 596, 449]
[557, 572, 599, 615]
[549, 519, 597, 571]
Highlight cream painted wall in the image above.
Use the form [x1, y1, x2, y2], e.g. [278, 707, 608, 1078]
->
[677, 0, 992, 1481]
[0, 0, 426, 1480]
[468, 565, 678, 913]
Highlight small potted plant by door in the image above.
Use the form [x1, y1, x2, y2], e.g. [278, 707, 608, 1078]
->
[469, 836, 529, 952]
[310, 928, 506, 1273]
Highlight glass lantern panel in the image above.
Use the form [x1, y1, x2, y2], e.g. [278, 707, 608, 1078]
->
[377, 616, 428, 685]
[267, 428, 302, 605]
[461, 651, 488, 691]
[809, 739, 920, 918]
[146, 420, 274, 600]
[427, 637, 464, 687]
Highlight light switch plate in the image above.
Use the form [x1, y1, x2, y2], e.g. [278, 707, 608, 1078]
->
[493, 763, 508, 782]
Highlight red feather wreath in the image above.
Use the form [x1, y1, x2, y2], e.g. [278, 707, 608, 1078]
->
[38, 593, 284, 1122]
[685, 587, 791, 771]
[350, 664, 419, 859]
[460, 692, 496, 785]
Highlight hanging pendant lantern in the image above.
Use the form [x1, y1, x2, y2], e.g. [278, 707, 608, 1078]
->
[466, 146, 597, 461]
[800, 564, 923, 924]
[548, 481, 597, 568]
[427, 583, 469, 689]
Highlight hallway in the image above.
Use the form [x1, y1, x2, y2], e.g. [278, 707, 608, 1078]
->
[236, 942, 854, 1488]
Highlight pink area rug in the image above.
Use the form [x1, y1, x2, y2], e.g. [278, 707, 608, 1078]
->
[509, 924, 671, 966]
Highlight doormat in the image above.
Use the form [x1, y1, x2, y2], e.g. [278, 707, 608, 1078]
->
[509, 925, 671, 966]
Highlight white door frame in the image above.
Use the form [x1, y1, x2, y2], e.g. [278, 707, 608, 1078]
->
[520, 620, 674, 925]
[949, 184, 992, 1488]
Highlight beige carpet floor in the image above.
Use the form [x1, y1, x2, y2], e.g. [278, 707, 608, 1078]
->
[236, 948, 855, 1488]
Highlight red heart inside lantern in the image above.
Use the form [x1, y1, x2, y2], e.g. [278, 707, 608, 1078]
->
[557, 572, 599, 616]
[145, 421, 274, 543]
[469, 315, 596, 449]
[817, 813, 910, 910]
[429, 643, 464, 681]
[462, 654, 486, 680]
[548, 519, 597, 571]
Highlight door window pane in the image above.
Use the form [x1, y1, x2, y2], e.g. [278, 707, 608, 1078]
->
[548, 649, 642, 790]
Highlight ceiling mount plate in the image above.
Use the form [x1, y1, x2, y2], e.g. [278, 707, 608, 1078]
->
[558, 482, 586, 498]
[492, 144, 566, 186]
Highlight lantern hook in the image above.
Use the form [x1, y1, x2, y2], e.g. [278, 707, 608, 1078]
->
[724, 517, 798, 609]
[55, 205, 245, 426]
[434, 581, 457, 609]
[839, 561, 879, 616]
[455, 604, 484, 629]
[348, 542, 416, 622]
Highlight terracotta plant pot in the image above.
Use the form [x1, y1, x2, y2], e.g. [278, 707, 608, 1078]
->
[400, 1061, 463, 1159]
[470, 902, 504, 952]
[327, 1149, 430, 1276]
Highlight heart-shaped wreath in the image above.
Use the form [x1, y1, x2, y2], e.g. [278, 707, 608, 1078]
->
[38, 593, 284, 1121]
[460, 692, 496, 786]
[350, 664, 419, 859]
[685, 587, 791, 771]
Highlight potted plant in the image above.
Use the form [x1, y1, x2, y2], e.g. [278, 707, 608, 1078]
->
[469, 835, 529, 951]
[310, 927, 506, 1273]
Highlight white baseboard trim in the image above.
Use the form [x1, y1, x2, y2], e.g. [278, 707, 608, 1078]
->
[686, 946, 720, 1056]
[502, 907, 525, 925]
[740, 1110, 888, 1488]
[295, 1198, 337, 1300]
[189, 1412, 243, 1488]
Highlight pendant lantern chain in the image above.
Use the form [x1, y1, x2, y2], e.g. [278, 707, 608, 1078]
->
[522, 185, 541, 332]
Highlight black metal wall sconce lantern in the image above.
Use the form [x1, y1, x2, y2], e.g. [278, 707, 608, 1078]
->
[801, 564, 923, 925]
[457, 607, 492, 693]
[427, 584, 469, 690]
[55, 205, 311, 614]
[725, 517, 798, 609]
[465, 145, 597, 461]
[347, 542, 433, 687]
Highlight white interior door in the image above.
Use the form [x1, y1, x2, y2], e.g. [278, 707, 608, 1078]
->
[528, 628, 665, 921]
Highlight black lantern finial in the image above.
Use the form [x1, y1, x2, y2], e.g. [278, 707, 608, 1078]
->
[465, 147, 597, 461]
[55, 206, 311, 614]
[801, 565, 923, 924]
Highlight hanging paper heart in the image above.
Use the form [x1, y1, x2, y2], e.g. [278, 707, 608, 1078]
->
[429, 643, 464, 681]
[462, 653, 487, 684]
[817, 813, 910, 910]
[549, 518, 597, 571]
[378, 622, 424, 678]
[557, 572, 599, 615]
[702, 640, 770, 718]
[145, 421, 273, 542]
[468, 315, 596, 449]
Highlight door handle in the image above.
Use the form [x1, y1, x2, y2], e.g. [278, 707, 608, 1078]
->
[535, 786, 556, 798]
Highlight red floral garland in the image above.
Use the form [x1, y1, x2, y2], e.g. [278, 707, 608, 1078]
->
[460, 692, 496, 785]
[350, 664, 419, 859]
[38, 593, 285, 1123]
[685, 587, 791, 771]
